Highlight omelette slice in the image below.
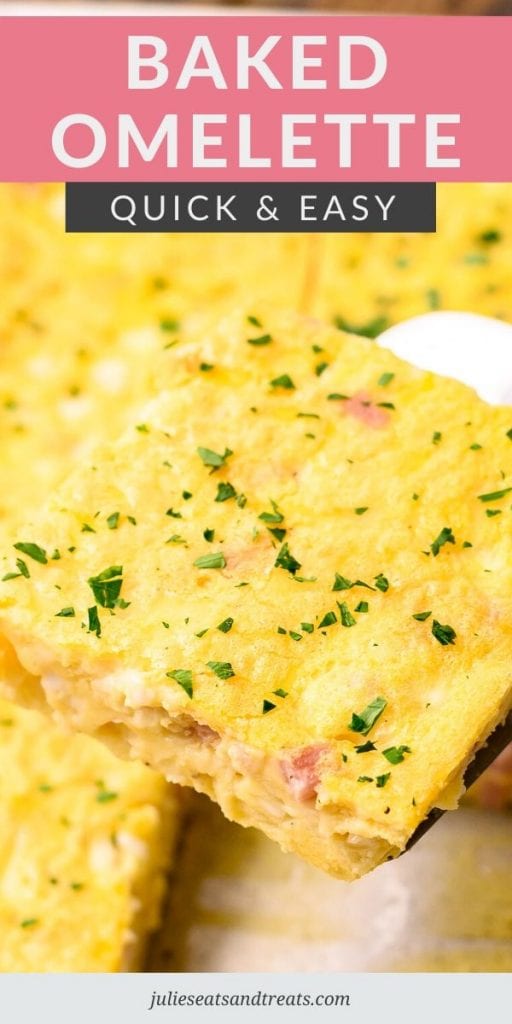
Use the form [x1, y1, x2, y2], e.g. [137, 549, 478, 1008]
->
[0, 666, 178, 971]
[1, 310, 511, 881]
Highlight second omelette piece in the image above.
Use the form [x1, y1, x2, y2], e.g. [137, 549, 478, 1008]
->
[0, 310, 511, 881]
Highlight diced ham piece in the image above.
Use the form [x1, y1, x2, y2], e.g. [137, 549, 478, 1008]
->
[280, 744, 328, 802]
[343, 391, 390, 429]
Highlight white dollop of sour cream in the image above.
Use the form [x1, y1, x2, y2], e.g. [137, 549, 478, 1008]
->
[378, 311, 512, 407]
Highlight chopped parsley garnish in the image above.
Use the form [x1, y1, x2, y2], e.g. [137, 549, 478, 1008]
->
[430, 526, 455, 557]
[349, 696, 387, 735]
[270, 374, 295, 390]
[160, 317, 179, 332]
[338, 602, 356, 627]
[258, 500, 284, 524]
[247, 315, 262, 327]
[383, 745, 411, 764]
[166, 508, 182, 518]
[334, 314, 389, 339]
[13, 541, 47, 564]
[277, 626, 287, 635]
[20, 918, 39, 929]
[136, 423, 149, 433]
[332, 573, 352, 592]
[215, 482, 237, 503]
[273, 688, 288, 698]
[167, 669, 193, 698]
[197, 446, 233, 470]
[354, 507, 368, 516]
[301, 622, 314, 633]
[207, 660, 235, 680]
[203, 528, 215, 542]
[426, 288, 440, 310]
[88, 566, 123, 608]
[358, 775, 373, 783]
[274, 542, 301, 576]
[318, 610, 337, 628]
[106, 512, 120, 530]
[217, 617, 234, 633]
[478, 228, 501, 244]
[87, 606, 101, 637]
[327, 393, 349, 401]
[355, 741, 376, 753]
[432, 619, 456, 646]
[81, 523, 96, 533]
[376, 773, 390, 788]
[96, 789, 118, 804]
[486, 509, 502, 518]
[355, 601, 369, 613]
[413, 610, 432, 621]
[315, 361, 329, 376]
[268, 527, 286, 542]
[16, 558, 30, 578]
[55, 607, 75, 618]
[262, 699, 276, 713]
[374, 574, 389, 592]
[378, 372, 395, 387]
[506, 428, 512, 441]
[182, 491, 193, 500]
[432, 431, 442, 445]
[289, 630, 302, 641]
[478, 486, 512, 502]
[194, 552, 226, 569]
[469, 443, 482, 451]
[248, 334, 272, 346]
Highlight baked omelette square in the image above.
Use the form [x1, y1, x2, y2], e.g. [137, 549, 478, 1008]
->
[0, 310, 511, 881]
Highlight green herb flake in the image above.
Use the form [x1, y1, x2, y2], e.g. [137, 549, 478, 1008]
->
[55, 607, 75, 618]
[87, 606, 101, 638]
[478, 229, 501, 244]
[301, 622, 314, 633]
[258, 500, 284, 524]
[349, 696, 387, 736]
[355, 741, 376, 753]
[81, 523, 95, 534]
[430, 526, 455, 557]
[88, 566, 123, 609]
[318, 610, 337, 628]
[268, 526, 286, 542]
[376, 773, 390, 788]
[469, 443, 482, 451]
[355, 601, 369, 613]
[136, 423, 149, 433]
[332, 573, 352, 591]
[273, 688, 288, 698]
[96, 789, 118, 804]
[274, 542, 301, 576]
[107, 512, 120, 530]
[358, 775, 374, 784]
[374, 574, 390, 592]
[167, 669, 193, 698]
[197, 446, 233, 471]
[383, 745, 411, 765]
[486, 509, 502, 517]
[160, 317, 179, 332]
[413, 610, 432, 621]
[432, 619, 457, 646]
[203, 528, 215, 542]
[354, 507, 368, 516]
[478, 487, 512, 503]
[378, 372, 395, 387]
[334, 314, 389, 339]
[270, 374, 295, 390]
[13, 541, 47, 564]
[327, 392, 349, 401]
[207, 660, 235, 680]
[166, 508, 182, 519]
[193, 552, 226, 570]
[200, 362, 214, 372]
[16, 558, 30, 578]
[182, 491, 193, 501]
[432, 431, 442, 445]
[20, 918, 39, 929]
[262, 699, 276, 714]
[315, 361, 329, 377]
[248, 334, 272, 347]
[215, 482, 237, 503]
[338, 602, 356, 627]
[247, 315, 262, 328]
[506, 428, 512, 441]
[217, 617, 234, 634]
[289, 630, 302, 641]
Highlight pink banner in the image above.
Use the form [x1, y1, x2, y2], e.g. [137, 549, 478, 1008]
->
[0, 15, 508, 182]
